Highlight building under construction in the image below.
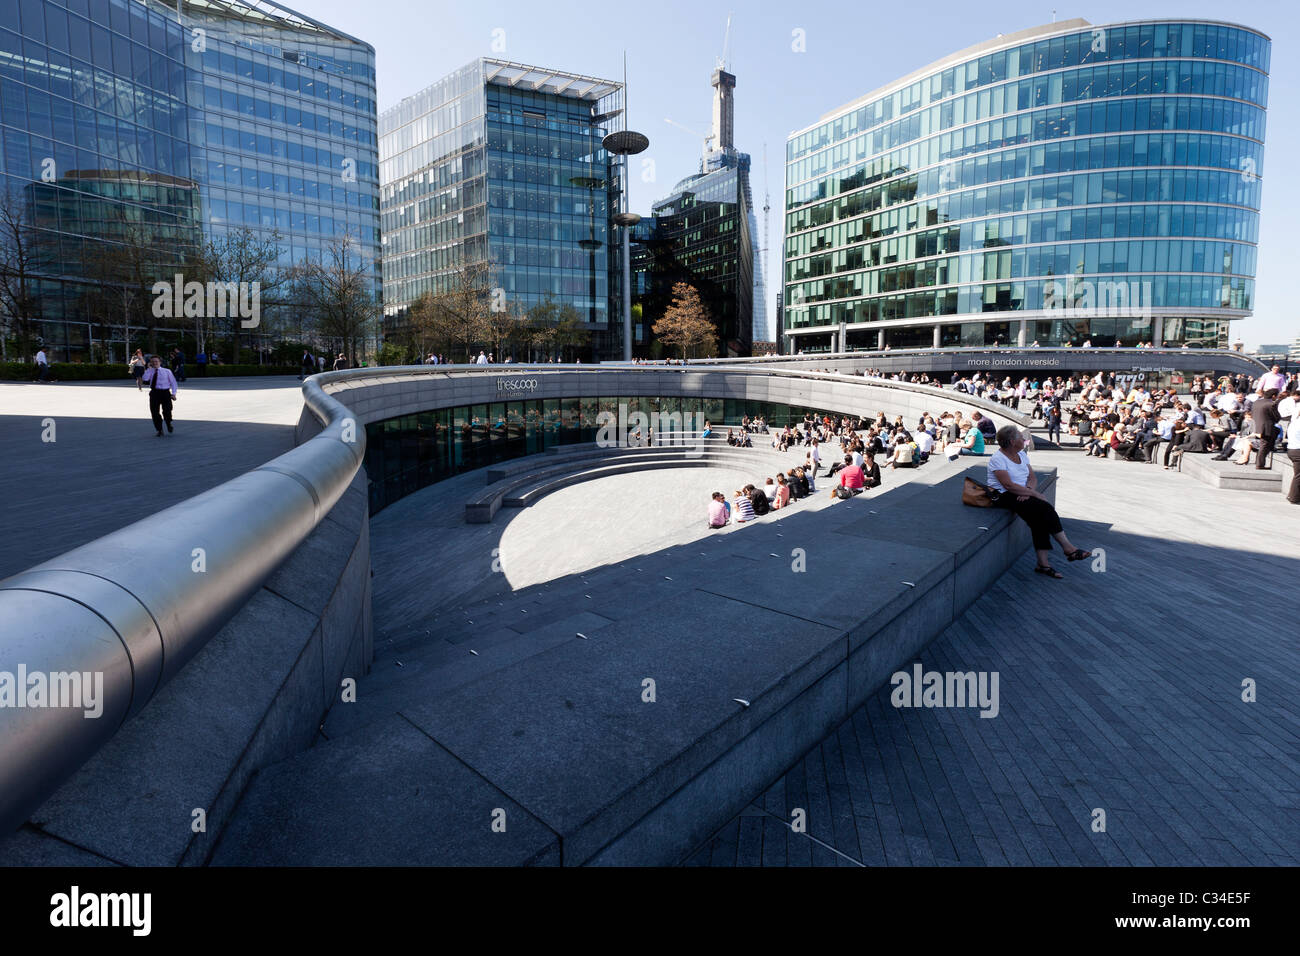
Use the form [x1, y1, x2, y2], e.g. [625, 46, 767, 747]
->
[631, 53, 761, 357]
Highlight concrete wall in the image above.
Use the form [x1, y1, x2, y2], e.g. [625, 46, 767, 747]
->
[0, 469, 372, 866]
[688, 347, 1269, 379]
[299, 367, 1024, 441]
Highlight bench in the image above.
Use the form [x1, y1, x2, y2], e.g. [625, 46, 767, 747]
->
[466, 447, 796, 523]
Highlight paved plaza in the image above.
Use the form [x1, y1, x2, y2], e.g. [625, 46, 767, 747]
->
[685, 446, 1300, 866]
[3, 379, 1296, 866]
[0, 377, 302, 579]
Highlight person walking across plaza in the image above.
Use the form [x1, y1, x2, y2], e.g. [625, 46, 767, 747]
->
[139, 354, 179, 436]
[170, 347, 186, 383]
[34, 345, 52, 383]
[300, 349, 315, 380]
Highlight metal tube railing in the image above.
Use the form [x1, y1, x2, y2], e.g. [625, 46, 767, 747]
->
[0, 377, 364, 835]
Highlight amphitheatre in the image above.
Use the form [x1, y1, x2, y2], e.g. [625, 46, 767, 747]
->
[0, 347, 1294, 867]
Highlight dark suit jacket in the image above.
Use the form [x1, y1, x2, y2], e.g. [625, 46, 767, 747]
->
[1251, 398, 1280, 436]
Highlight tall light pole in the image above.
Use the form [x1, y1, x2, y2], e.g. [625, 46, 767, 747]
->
[602, 61, 649, 363]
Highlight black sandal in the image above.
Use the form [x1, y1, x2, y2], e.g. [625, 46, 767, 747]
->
[1034, 565, 1063, 579]
[1065, 549, 1092, 562]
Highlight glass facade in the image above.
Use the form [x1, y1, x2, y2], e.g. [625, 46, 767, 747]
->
[782, 19, 1269, 352]
[365, 393, 837, 514]
[0, 0, 379, 361]
[632, 154, 756, 357]
[379, 60, 624, 360]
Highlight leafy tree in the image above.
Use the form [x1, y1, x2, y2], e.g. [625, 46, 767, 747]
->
[652, 282, 718, 359]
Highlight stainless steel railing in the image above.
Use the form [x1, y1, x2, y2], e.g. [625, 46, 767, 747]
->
[0, 376, 364, 835]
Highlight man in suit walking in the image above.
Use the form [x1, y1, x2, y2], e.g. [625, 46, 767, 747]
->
[139, 354, 179, 436]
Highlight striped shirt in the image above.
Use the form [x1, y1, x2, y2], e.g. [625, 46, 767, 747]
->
[731, 494, 755, 522]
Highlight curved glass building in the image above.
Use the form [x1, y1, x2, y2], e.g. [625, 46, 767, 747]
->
[782, 19, 1269, 352]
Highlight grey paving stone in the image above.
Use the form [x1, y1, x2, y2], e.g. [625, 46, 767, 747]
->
[210, 714, 559, 865]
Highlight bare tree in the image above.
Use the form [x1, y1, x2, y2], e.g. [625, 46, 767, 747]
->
[84, 209, 178, 357]
[425, 259, 493, 363]
[192, 227, 286, 363]
[652, 282, 718, 359]
[0, 187, 48, 361]
[291, 234, 378, 366]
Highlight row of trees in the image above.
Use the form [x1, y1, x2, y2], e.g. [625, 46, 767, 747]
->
[1, 184, 724, 366]
[387, 260, 591, 364]
[0, 187, 378, 365]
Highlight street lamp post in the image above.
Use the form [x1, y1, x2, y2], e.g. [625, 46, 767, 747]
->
[602, 130, 649, 362]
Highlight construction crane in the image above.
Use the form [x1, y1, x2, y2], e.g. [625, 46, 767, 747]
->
[716, 11, 733, 72]
[761, 143, 771, 339]
[663, 117, 713, 169]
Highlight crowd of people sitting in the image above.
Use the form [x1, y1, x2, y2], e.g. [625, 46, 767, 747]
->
[1051, 365, 1298, 474]
[705, 407, 1007, 527]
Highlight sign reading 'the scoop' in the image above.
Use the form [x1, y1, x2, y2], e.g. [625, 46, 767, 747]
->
[496, 377, 539, 391]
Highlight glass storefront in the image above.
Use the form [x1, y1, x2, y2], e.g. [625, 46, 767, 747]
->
[365, 394, 843, 513]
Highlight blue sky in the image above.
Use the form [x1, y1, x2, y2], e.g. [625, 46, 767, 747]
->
[298, 0, 1296, 347]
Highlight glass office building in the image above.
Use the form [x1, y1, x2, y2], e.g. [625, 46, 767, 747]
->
[632, 156, 755, 357]
[380, 60, 625, 361]
[630, 66, 757, 357]
[782, 19, 1269, 353]
[0, 0, 379, 362]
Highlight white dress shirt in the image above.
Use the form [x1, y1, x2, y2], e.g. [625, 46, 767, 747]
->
[144, 367, 178, 396]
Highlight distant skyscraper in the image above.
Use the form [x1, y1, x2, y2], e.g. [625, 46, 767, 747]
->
[632, 63, 757, 356]
[379, 59, 625, 360]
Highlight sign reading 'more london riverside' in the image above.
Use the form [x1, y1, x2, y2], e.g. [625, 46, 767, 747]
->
[967, 357, 1063, 368]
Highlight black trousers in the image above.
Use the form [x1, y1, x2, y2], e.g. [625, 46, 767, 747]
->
[1163, 433, 1186, 465]
[994, 493, 1063, 552]
[149, 389, 173, 432]
[1255, 434, 1275, 469]
[1288, 449, 1300, 504]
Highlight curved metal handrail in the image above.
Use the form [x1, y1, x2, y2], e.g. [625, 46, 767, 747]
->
[0, 377, 364, 835]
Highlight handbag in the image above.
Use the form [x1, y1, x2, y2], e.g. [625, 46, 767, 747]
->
[962, 476, 995, 507]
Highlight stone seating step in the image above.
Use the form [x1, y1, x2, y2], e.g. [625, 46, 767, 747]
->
[1180, 453, 1284, 491]
[213, 464, 1055, 867]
